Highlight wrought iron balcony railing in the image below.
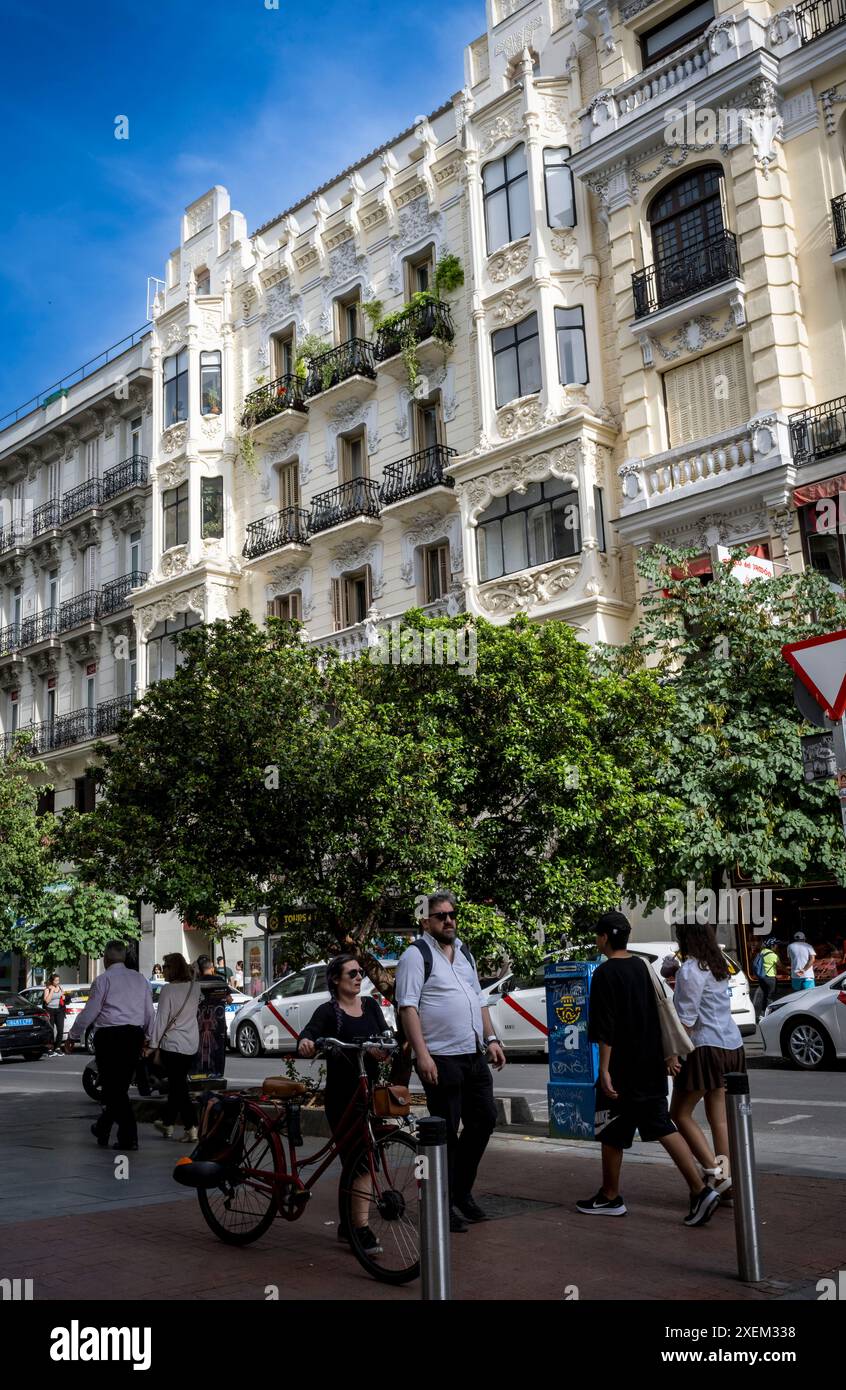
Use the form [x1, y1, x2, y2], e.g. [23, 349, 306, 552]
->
[379, 445, 458, 506]
[103, 454, 149, 500]
[832, 193, 846, 253]
[95, 693, 135, 736]
[241, 375, 308, 428]
[6, 695, 136, 757]
[795, 0, 846, 42]
[305, 339, 376, 398]
[789, 397, 846, 466]
[375, 299, 455, 363]
[31, 499, 62, 538]
[59, 590, 100, 632]
[0, 524, 26, 554]
[20, 609, 59, 647]
[243, 508, 310, 560]
[53, 708, 98, 749]
[0, 623, 20, 657]
[309, 479, 382, 534]
[100, 571, 148, 616]
[62, 478, 103, 522]
[632, 231, 740, 319]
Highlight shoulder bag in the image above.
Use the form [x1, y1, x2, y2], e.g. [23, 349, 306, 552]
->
[150, 984, 197, 1066]
[643, 959, 695, 1059]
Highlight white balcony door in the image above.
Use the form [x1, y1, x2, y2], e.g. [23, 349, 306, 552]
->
[83, 546, 97, 594]
[129, 530, 141, 575]
[85, 439, 100, 481]
[47, 460, 61, 501]
[48, 569, 59, 613]
[130, 417, 142, 457]
[11, 483, 23, 525]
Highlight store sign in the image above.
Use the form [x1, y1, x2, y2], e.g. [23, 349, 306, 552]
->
[716, 547, 774, 584]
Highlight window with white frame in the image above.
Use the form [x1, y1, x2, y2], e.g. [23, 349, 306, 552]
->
[9, 689, 18, 734]
[146, 611, 202, 684]
[273, 330, 296, 379]
[129, 416, 143, 457]
[267, 592, 302, 621]
[201, 476, 224, 539]
[544, 148, 576, 229]
[46, 459, 61, 501]
[163, 482, 189, 550]
[129, 530, 141, 575]
[476, 479, 581, 583]
[492, 313, 541, 408]
[483, 145, 530, 255]
[85, 438, 100, 481]
[163, 349, 189, 426]
[200, 351, 222, 416]
[555, 306, 589, 386]
[82, 545, 97, 593]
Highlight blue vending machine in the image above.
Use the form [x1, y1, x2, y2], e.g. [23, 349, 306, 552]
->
[545, 959, 601, 1139]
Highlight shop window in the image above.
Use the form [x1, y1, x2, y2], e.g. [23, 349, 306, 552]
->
[801, 503, 846, 594]
[201, 476, 224, 539]
[492, 313, 541, 408]
[555, 306, 589, 385]
[483, 144, 530, 255]
[200, 351, 222, 416]
[163, 349, 189, 426]
[662, 342, 750, 449]
[640, 0, 714, 66]
[544, 148, 576, 229]
[476, 478, 580, 583]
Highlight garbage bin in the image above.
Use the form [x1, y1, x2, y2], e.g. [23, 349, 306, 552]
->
[545, 959, 601, 1140]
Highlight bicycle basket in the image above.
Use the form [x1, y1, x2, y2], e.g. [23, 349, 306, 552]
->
[372, 1083, 412, 1118]
[192, 1092, 245, 1165]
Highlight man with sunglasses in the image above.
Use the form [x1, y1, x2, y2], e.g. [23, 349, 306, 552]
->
[395, 891, 505, 1232]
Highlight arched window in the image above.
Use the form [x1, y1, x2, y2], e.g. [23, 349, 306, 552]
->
[483, 144, 530, 254]
[644, 165, 735, 312]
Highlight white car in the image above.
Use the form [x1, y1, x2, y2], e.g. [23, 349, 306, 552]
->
[230, 961, 396, 1057]
[20, 984, 94, 1048]
[758, 971, 846, 1069]
[482, 941, 756, 1056]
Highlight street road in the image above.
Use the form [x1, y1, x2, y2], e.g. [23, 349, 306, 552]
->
[2, 1042, 844, 1178]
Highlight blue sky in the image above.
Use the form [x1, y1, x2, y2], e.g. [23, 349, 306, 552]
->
[0, 0, 481, 421]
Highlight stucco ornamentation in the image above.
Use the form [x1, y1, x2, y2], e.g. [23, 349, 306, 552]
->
[492, 289, 531, 326]
[496, 397, 544, 440]
[138, 585, 206, 639]
[488, 240, 531, 284]
[160, 546, 193, 579]
[458, 444, 580, 525]
[399, 512, 463, 585]
[329, 539, 385, 597]
[158, 457, 188, 489]
[161, 425, 188, 457]
[268, 564, 314, 619]
[477, 559, 581, 614]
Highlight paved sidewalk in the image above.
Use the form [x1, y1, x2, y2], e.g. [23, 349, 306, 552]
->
[2, 1092, 844, 1301]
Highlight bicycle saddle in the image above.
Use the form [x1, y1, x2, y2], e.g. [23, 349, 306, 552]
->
[261, 1077, 308, 1099]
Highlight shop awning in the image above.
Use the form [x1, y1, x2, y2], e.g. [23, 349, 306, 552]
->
[793, 473, 846, 506]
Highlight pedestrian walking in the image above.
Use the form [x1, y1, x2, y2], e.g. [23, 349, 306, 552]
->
[65, 942, 153, 1151]
[43, 974, 65, 1054]
[394, 890, 505, 1233]
[216, 955, 233, 983]
[232, 960, 244, 990]
[146, 953, 201, 1142]
[751, 937, 779, 1017]
[577, 910, 720, 1227]
[787, 932, 816, 991]
[669, 922, 746, 1204]
[298, 954, 391, 1253]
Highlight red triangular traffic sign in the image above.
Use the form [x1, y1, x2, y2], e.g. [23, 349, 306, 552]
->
[782, 629, 846, 720]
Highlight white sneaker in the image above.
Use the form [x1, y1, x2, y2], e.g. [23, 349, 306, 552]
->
[701, 1164, 732, 1195]
[153, 1120, 174, 1139]
[178, 1127, 198, 1143]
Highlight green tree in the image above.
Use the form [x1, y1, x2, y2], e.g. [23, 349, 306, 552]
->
[23, 878, 138, 971]
[59, 610, 682, 987]
[0, 738, 53, 954]
[600, 545, 846, 901]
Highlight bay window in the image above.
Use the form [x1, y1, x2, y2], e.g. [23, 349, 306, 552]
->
[483, 145, 530, 255]
[476, 478, 581, 583]
[163, 349, 188, 426]
[555, 306, 589, 386]
[492, 313, 541, 408]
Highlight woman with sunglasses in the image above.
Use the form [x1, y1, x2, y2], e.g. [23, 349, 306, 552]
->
[298, 954, 391, 1253]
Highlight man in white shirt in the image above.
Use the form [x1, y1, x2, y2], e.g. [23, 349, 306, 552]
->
[787, 932, 816, 991]
[66, 941, 153, 1149]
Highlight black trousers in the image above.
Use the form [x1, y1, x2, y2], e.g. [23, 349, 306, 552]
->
[48, 1011, 64, 1048]
[93, 1025, 144, 1145]
[754, 976, 776, 1018]
[421, 1052, 497, 1204]
[160, 1050, 197, 1129]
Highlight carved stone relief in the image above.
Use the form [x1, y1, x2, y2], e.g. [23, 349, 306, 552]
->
[400, 512, 463, 586]
[329, 539, 385, 598]
[137, 585, 206, 640]
[488, 241, 531, 284]
[267, 564, 314, 619]
[477, 558, 581, 614]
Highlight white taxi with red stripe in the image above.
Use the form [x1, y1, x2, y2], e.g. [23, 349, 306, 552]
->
[231, 961, 396, 1058]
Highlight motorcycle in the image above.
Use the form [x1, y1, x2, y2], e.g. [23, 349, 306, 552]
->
[82, 1053, 170, 1104]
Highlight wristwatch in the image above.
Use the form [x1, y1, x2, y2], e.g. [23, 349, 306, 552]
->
[484, 1035, 502, 1048]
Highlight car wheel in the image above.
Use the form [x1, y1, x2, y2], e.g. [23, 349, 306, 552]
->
[783, 1018, 834, 1070]
[236, 1021, 263, 1059]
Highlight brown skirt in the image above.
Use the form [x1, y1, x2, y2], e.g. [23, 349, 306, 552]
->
[675, 1045, 746, 1093]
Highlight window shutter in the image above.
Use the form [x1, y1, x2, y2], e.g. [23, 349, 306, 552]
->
[663, 342, 750, 448]
[364, 566, 373, 612]
[437, 544, 450, 597]
[290, 591, 301, 621]
[331, 578, 343, 631]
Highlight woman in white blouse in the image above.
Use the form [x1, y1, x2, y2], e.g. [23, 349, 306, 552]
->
[669, 923, 745, 1202]
[146, 953, 201, 1142]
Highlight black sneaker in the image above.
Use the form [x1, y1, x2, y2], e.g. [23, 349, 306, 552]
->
[354, 1225, 382, 1254]
[454, 1195, 488, 1223]
[576, 1189, 627, 1216]
[684, 1186, 721, 1227]
[337, 1223, 350, 1243]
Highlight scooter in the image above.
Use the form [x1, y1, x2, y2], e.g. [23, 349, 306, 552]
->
[82, 1053, 170, 1104]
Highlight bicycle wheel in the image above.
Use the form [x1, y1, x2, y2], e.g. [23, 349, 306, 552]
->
[197, 1112, 279, 1245]
[339, 1129, 419, 1284]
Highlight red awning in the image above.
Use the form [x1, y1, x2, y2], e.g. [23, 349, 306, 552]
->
[793, 474, 846, 506]
[669, 555, 712, 579]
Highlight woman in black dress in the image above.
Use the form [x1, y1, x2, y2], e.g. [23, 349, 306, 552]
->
[298, 954, 390, 1252]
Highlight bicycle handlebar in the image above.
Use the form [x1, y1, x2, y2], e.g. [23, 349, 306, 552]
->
[313, 1035, 398, 1054]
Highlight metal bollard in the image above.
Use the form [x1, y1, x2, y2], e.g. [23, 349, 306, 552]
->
[417, 1115, 451, 1301]
[725, 1071, 763, 1283]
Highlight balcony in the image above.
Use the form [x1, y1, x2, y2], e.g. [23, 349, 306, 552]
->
[375, 299, 455, 380]
[304, 339, 376, 405]
[789, 398, 846, 467]
[62, 478, 102, 523]
[379, 445, 458, 512]
[240, 375, 308, 432]
[243, 507, 310, 561]
[100, 571, 148, 617]
[103, 454, 149, 501]
[6, 695, 136, 758]
[59, 590, 100, 633]
[795, 0, 846, 43]
[632, 231, 741, 322]
[0, 624, 20, 657]
[31, 499, 62, 539]
[0, 525, 26, 555]
[96, 693, 135, 736]
[20, 609, 60, 648]
[309, 479, 382, 536]
[311, 598, 463, 661]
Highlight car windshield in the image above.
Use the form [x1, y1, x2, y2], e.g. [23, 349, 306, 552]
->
[0, 994, 31, 1009]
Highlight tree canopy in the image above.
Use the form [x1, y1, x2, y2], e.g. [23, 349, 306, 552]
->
[59, 610, 683, 977]
[0, 739, 53, 952]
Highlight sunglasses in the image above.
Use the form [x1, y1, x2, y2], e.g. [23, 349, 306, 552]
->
[343, 969, 365, 979]
[431, 910, 457, 922]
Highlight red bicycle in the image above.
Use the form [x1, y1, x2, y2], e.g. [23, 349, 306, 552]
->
[174, 1036, 420, 1284]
